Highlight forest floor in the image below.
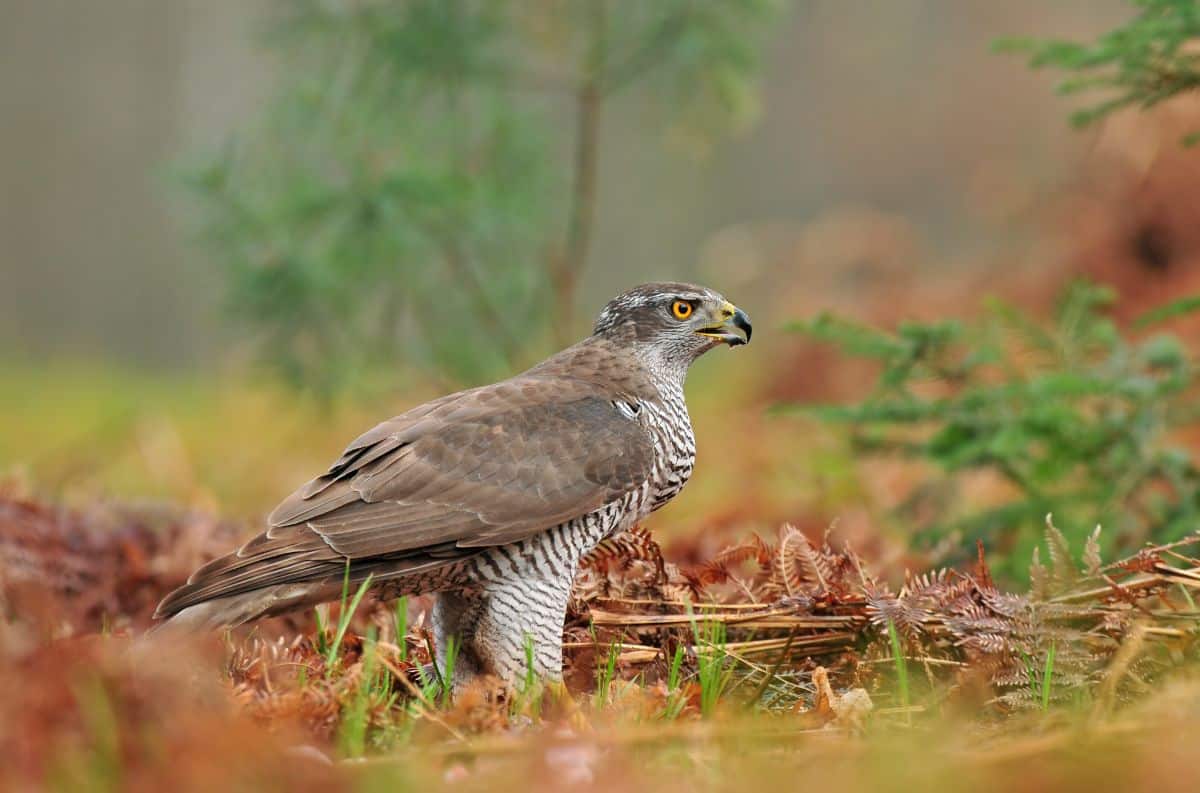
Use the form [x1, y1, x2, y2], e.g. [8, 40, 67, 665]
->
[4, 484, 1200, 793]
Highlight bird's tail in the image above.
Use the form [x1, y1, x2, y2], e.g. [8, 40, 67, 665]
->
[152, 581, 342, 633]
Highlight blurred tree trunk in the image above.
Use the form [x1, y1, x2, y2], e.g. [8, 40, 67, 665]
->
[553, 0, 607, 347]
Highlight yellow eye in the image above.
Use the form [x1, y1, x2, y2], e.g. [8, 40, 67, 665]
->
[671, 300, 693, 320]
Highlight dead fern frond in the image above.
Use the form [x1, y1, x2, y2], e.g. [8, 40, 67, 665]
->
[865, 592, 928, 638]
[773, 524, 837, 598]
[1084, 525, 1103, 578]
[973, 540, 997, 592]
[776, 527, 810, 597]
[1119, 548, 1163, 575]
[1029, 546, 1049, 601]
[583, 527, 665, 576]
[1044, 513, 1078, 591]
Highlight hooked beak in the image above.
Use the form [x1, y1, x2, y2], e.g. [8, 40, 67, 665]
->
[695, 302, 752, 347]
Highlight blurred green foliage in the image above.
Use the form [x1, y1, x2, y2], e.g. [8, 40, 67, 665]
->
[184, 0, 782, 394]
[997, 0, 1200, 142]
[784, 283, 1200, 577]
[0, 351, 796, 533]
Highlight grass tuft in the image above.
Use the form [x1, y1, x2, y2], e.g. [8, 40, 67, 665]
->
[325, 568, 375, 676]
[886, 620, 910, 713]
[594, 641, 621, 709]
[695, 620, 732, 717]
[393, 596, 409, 661]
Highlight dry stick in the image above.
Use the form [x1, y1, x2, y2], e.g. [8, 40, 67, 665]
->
[861, 657, 967, 668]
[592, 597, 868, 610]
[564, 630, 853, 670]
[576, 550, 1200, 718]
[589, 607, 863, 629]
[568, 634, 859, 667]
[745, 628, 800, 707]
[1154, 563, 1200, 582]
[1093, 621, 1149, 719]
[720, 633, 857, 657]
[1050, 571, 1200, 604]
[1141, 626, 1189, 637]
[720, 644, 810, 700]
[585, 602, 862, 668]
[1162, 548, 1200, 567]
[374, 654, 467, 744]
[1098, 534, 1200, 574]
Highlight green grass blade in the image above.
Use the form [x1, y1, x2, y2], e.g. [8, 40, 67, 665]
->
[886, 620, 910, 711]
[1041, 643, 1056, 712]
[339, 627, 378, 758]
[668, 643, 685, 691]
[440, 635, 458, 707]
[594, 641, 620, 708]
[393, 596, 408, 662]
[325, 572, 375, 674]
[696, 621, 729, 717]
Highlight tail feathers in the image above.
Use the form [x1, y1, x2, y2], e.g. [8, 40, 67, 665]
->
[153, 581, 341, 633]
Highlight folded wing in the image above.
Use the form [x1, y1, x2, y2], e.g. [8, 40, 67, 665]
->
[155, 376, 653, 619]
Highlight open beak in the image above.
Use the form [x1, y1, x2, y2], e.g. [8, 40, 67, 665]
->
[696, 303, 752, 347]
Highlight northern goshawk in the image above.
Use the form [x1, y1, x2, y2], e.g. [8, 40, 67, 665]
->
[156, 282, 751, 685]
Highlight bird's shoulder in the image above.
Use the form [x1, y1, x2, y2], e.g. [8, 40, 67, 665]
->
[525, 335, 660, 401]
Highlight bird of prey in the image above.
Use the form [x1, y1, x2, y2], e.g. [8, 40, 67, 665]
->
[156, 282, 751, 685]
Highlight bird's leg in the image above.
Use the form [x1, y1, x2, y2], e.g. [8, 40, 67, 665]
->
[432, 572, 574, 689]
[431, 589, 482, 685]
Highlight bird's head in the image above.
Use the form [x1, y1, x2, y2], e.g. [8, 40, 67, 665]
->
[591, 282, 752, 372]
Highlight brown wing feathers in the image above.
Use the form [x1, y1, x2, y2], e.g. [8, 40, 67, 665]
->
[155, 362, 655, 620]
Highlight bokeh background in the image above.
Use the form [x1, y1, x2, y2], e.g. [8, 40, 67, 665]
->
[2, 0, 1197, 560]
[0, 1, 1146, 362]
[6, 4, 1200, 790]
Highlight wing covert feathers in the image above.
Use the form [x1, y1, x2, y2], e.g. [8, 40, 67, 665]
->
[156, 347, 656, 623]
